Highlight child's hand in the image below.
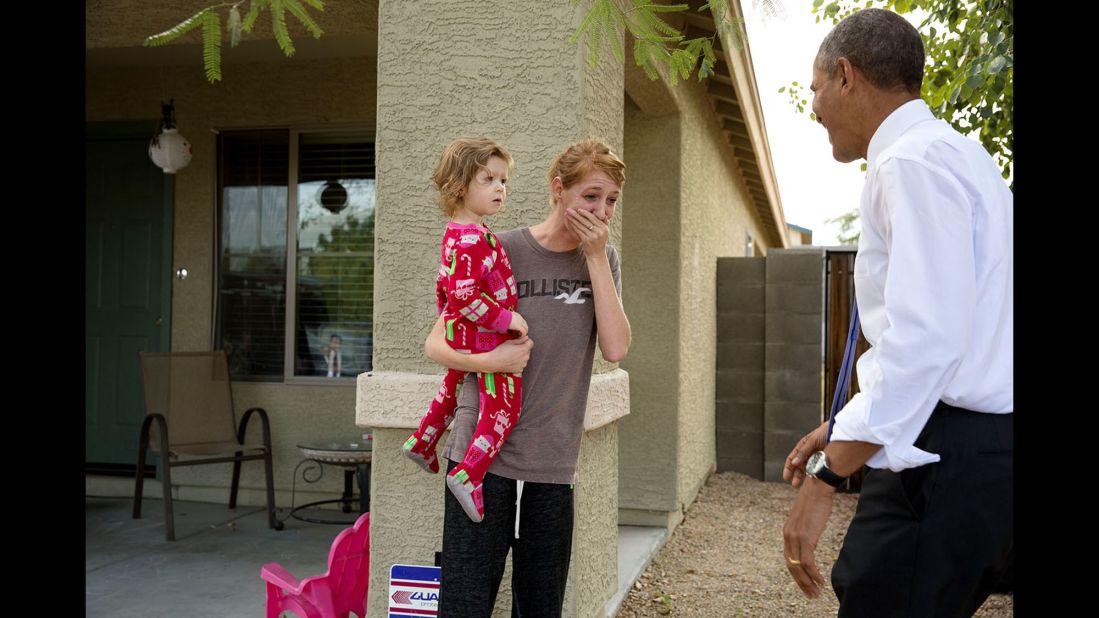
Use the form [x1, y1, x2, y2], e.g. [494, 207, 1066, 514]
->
[508, 311, 529, 338]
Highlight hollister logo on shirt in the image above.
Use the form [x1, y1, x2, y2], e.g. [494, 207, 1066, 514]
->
[516, 279, 592, 303]
[554, 288, 590, 304]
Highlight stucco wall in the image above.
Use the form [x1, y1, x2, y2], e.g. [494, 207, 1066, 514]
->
[569, 421, 620, 618]
[674, 75, 762, 511]
[619, 95, 681, 516]
[619, 64, 772, 526]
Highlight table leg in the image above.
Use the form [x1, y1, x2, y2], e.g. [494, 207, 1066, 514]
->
[341, 469, 355, 513]
[357, 463, 370, 513]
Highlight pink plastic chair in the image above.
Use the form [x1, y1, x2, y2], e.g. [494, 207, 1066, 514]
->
[261, 512, 371, 618]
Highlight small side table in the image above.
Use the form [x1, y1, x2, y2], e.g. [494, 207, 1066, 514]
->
[284, 437, 373, 525]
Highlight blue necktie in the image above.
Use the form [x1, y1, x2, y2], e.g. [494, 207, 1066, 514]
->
[826, 302, 860, 443]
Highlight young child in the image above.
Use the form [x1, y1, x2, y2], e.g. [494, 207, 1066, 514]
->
[403, 137, 526, 523]
[324, 333, 342, 377]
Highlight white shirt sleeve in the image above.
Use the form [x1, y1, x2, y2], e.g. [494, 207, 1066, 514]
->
[831, 153, 977, 471]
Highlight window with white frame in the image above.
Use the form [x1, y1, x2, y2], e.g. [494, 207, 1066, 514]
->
[216, 129, 375, 382]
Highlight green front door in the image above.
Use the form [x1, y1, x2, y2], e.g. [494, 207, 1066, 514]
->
[86, 123, 173, 467]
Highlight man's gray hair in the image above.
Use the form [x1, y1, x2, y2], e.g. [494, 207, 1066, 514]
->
[815, 8, 924, 94]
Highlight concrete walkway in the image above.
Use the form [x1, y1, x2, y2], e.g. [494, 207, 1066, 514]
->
[86, 487, 667, 617]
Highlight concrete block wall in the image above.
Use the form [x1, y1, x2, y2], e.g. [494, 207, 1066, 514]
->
[714, 257, 765, 478]
[763, 249, 824, 481]
[715, 250, 825, 482]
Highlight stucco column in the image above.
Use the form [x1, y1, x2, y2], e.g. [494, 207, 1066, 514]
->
[360, 2, 626, 616]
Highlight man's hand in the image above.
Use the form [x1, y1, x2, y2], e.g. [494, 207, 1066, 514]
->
[783, 421, 829, 488]
[783, 477, 835, 598]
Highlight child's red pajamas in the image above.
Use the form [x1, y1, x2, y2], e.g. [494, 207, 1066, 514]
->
[404, 222, 521, 522]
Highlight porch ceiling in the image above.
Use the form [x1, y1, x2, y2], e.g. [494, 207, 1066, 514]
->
[86, 32, 378, 69]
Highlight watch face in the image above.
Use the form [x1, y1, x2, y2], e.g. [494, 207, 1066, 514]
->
[806, 451, 826, 476]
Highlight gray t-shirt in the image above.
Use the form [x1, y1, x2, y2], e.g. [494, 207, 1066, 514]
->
[441, 227, 622, 484]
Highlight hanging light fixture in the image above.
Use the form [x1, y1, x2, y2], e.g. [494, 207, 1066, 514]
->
[149, 99, 193, 174]
[317, 180, 349, 214]
[316, 140, 350, 214]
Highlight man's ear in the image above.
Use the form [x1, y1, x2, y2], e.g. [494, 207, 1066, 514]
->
[837, 57, 855, 92]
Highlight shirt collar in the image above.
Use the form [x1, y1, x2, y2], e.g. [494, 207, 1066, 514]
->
[866, 99, 935, 166]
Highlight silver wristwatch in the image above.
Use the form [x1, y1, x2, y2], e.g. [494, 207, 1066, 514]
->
[805, 451, 847, 488]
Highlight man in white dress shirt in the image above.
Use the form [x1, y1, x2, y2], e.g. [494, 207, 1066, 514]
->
[779, 8, 1013, 617]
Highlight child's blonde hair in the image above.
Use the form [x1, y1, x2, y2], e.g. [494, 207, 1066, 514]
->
[432, 137, 514, 218]
[547, 138, 625, 206]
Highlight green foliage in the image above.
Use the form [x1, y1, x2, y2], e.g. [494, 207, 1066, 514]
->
[228, 6, 242, 47]
[706, 0, 746, 52]
[270, 0, 295, 56]
[795, 0, 1012, 240]
[825, 208, 861, 245]
[309, 212, 376, 329]
[144, 8, 211, 47]
[284, 0, 324, 40]
[144, 0, 325, 84]
[793, 0, 1012, 180]
[651, 588, 673, 615]
[779, 81, 810, 114]
[202, 11, 222, 82]
[571, 0, 746, 85]
[570, 0, 632, 68]
[242, 0, 265, 32]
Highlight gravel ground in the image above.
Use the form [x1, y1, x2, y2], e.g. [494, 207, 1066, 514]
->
[617, 471, 1012, 617]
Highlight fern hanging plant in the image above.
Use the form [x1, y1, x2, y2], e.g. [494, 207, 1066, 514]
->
[144, 0, 326, 84]
[569, 0, 747, 85]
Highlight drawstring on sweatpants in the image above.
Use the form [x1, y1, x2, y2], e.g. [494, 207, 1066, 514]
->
[514, 480, 525, 539]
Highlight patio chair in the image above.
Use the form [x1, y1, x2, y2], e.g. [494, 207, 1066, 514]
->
[261, 512, 371, 618]
[133, 350, 281, 541]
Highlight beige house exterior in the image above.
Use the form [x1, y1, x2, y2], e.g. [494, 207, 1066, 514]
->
[786, 223, 814, 246]
[86, 1, 787, 616]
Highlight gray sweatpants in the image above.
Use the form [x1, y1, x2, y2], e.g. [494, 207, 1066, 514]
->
[438, 460, 574, 617]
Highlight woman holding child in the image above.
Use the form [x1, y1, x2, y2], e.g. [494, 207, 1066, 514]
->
[414, 137, 631, 617]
